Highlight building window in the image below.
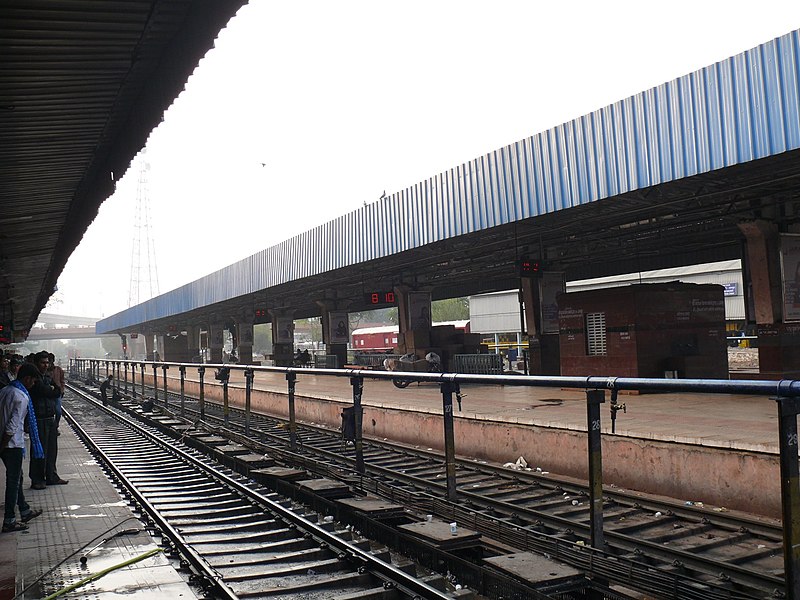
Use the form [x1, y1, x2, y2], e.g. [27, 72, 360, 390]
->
[392, 337, 398, 343]
[585, 312, 607, 356]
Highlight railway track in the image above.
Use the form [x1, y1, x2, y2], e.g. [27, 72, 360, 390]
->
[62, 387, 487, 600]
[70, 377, 786, 599]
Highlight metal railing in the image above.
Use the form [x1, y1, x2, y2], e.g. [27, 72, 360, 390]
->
[69, 356, 800, 599]
[452, 353, 503, 375]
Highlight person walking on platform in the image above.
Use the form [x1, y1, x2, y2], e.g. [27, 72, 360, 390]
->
[1, 363, 44, 532]
[99, 375, 113, 406]
[29, 352, 66, 489]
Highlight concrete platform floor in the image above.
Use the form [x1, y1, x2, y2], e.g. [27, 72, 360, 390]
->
[0, 419, 198, 600]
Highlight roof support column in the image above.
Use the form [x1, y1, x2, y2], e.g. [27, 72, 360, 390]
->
[393, 287, 432, 359]
[143, 332, 155, 361]
[236, 320, 254, 365]
[739, 221, 800, 377]
[160, 331, 190, 363]
[186, 325, 201, 363]
[739, 221, 783, 325]
[208, 322, 225, 364]
[269, 310, 294, 367]
[520, 275, 562, 375]
[318, 302, 348, 368]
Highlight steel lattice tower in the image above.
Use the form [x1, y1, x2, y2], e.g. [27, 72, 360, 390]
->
[127, 153, 160, 307]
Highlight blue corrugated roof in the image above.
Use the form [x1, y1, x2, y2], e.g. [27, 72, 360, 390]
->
[98, 29, 800, 333]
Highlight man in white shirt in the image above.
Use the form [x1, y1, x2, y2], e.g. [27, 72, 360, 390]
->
[1, 363, 43, 532]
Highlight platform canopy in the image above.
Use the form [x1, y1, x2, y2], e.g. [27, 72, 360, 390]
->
[0, 0, 247, 340]
[99, 30, 800, 334]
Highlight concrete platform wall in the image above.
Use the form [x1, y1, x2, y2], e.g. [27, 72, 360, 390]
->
[159, 376, 781, 519]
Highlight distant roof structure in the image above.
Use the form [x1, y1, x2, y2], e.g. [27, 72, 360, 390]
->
[100, 29, 800, 334]
[0, 1, 248, 339]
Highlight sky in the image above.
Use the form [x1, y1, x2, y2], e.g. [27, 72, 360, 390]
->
[49, 0, 800, 318]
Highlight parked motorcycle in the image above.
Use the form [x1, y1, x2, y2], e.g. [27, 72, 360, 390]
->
[383, 352, 441, 388]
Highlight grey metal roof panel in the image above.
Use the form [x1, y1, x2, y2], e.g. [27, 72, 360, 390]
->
[0, 0, 247, 338]
[99, 29, 800, 333]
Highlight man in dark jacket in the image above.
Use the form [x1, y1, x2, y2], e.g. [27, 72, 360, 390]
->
[28, 352, 65, 489]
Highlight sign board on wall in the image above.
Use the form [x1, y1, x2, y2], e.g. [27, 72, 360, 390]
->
[275, 317, 294, 343]
[408, 292, 432, 330]
[781, 234, 800, 322]
[540, 272, 566, 334]
[328, 312, 349, 344]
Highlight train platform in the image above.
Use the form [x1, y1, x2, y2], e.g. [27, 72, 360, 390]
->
[238, 370, 780, 454]
[225, 368, 783, 518]
[0, 418, 198, 600]
[102, 364, 787, 517]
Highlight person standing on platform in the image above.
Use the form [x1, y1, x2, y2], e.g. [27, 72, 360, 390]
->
[0, 356, 10, 388]
[1, 363, 44, 532]
[29, 352, 65, 489]
[48, 353, 65, 430]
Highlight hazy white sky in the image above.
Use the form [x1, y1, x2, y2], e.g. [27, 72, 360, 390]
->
[51, 0, 800, 318]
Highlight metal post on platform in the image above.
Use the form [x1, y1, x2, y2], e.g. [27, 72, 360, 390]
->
[179, 366, 186, 418]
[152, 364, 159, 403]
[244, 369, 253, 436]
[140, 363, 145, 402]
[131, 363, 137, 401]
[287, 372, 297, 451]
[440, 380, 458, 501]
[586, 389, 606, 550]
[162, 365, 169, 408]
[776, 396, 800, 599]
[198, 366, 205, 420]
[222, 376, 229, 427]
[350, 376, 364, 474]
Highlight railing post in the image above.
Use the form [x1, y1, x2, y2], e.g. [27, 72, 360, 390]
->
[131, 362, 137, 401]
[222, 376, 229, 426]
[244, 368, 253, 436]
[198, 366, 205, 420]
[123, 362, 128, 395]
[776, 396, 800, 600]
[152, 363, 159, 403]
[287, 372, 298, 451]
[586, 389, 606, 550]
[179, 366, 186, 418]
[440, 380, 458, 501]
[162, 365, 169, 408]
[350, 375, 365, 474]
[104, 360, 109, 381]
[139, 363, 145, 402]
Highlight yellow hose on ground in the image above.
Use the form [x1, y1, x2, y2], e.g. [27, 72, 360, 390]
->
[42, 548, 165, 599]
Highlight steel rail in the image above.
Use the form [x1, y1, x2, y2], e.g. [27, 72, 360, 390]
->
[155, 390, 785, 598]
[63, 404, 239, 600]
[66, 383, 455, 600]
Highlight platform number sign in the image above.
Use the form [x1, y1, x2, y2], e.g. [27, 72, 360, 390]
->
[364, 291, 396, 307]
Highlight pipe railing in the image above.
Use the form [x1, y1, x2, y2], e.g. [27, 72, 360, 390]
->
[69, 357, 800, 598]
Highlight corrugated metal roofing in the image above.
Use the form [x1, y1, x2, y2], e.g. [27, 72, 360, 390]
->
[99, 28, 800, 333]
[0, 0, 247, 338]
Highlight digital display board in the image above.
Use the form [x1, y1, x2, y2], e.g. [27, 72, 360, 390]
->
[364, 291, 396, 307]
[517, 258, 543, 278]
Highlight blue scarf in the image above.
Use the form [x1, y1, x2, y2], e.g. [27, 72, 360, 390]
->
[11, 380, 44, 459]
